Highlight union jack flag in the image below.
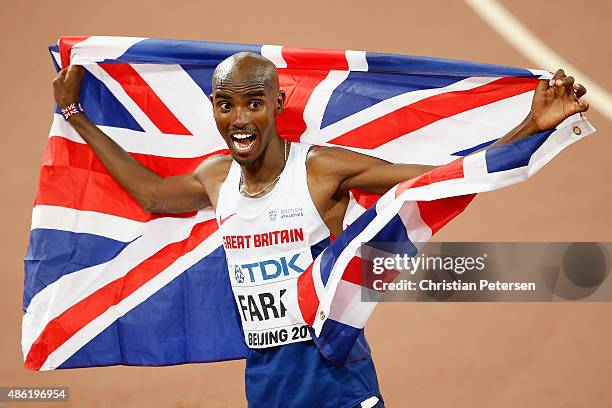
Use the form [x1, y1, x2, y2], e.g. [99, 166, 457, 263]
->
[23, 36, 594, 370]
[59, 102, 83, 120]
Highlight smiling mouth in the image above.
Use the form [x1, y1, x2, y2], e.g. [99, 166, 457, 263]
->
[230, 132, 257, 154]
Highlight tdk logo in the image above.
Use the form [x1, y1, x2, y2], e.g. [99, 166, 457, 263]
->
[235, 254, 304, 283]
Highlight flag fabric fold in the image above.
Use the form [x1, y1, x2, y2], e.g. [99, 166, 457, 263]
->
[288, 118, 593, 366]
[23, 35, 594, 370]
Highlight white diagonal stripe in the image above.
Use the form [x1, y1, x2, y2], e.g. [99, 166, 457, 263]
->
[346, 50, 368, 71]
[398, 201, 432, 245]
[31, 206, 144, 242]
[462, 150, 489, 181]
[343, 191, 368, 228]
[261, 45, 287, 68]
[328, 280, 378, 329]
[361, 396, 380, 408]
[51, 51, 61, 68]
[69, 36, 147, 66]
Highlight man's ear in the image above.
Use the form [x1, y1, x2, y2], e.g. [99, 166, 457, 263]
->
[276, 90, 286, 115]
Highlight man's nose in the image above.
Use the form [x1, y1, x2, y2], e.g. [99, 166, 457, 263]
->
[233, 107, 249, 128]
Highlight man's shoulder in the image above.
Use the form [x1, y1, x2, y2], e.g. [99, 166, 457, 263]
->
[306, 145, 351, 169]
[194, 153, 232, 182]
[306, 145, 381, 176]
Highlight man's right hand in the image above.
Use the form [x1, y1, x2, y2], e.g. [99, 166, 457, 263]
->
[53, 65, 84, 109]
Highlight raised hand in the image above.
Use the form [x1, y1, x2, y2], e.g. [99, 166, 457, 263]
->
[52, 65, 85, 109]
[530, 69, 589, 131]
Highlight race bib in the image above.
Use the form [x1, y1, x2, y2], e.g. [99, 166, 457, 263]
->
[228, 248, 312, 348]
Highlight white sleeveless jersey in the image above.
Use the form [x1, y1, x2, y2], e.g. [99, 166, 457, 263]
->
[216, 143, 330, 348]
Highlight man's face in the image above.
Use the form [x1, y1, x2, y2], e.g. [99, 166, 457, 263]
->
[210, 66, 284, 165]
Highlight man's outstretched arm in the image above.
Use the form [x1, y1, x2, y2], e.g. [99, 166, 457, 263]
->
[314, 68, 589, 196]
[53, 65, 216, 213]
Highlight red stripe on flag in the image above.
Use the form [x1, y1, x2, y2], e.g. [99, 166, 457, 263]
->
[297, 264, 319, 326]
[35, 137, 227, 221]
[341, 256, 365, 285]
[100, 64, 192, 136]
[24, 219, 218, 371]
[395, 157, 465, 197]
[276, 68, 331, 141]
[328, 77, 539, 149]
[281, 47, 349, 71]
[58, 36, 90, 68]
[341, 256, 400, 293]
[350, 189, 381, 210]
[394, 158, 474, 234]
[416, 195, 476, 235]
[276, 47, 348, 140]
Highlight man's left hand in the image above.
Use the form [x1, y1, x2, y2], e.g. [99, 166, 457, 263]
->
[530, 68, 589, 131]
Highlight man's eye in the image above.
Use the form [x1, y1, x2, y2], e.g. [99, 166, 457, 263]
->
[249, 100, 262, 109]
[219, 102, 231, 110]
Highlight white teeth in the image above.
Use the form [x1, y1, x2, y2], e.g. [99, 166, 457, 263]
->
[232, 133, 253, 140]
[233, 138, 256, 153]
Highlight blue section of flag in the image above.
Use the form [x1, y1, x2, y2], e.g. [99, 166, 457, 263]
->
[58, 246, 248, 368]
[321, 72, 465, 128]
[312, 319, 367, 366]
[79, 69, 145, 131]
[24, 229, 132, 310]
[451, 139, 498, 157]
[369, 214, 411, 244]
[320, 206, 378, 287]
[115, 38, 261, 66]
[48, 45, 60, 71]
[366, 52, 535, 77]
[311, 236, 331, 260]
[180, 64, 215, 98]
[485, 129, 553, 173]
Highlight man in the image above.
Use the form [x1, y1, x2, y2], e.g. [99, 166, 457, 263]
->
[53, 52, 588, 407]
